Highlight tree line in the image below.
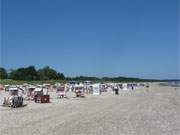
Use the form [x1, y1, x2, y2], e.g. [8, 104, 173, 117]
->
[0, 66, 65, 80]
[0, 66, 162, 82]
[67, 76, 160, 82]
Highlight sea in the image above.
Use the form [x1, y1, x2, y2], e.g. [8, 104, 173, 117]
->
[170, 81, 180, 87]
[160, 81, 180, 87]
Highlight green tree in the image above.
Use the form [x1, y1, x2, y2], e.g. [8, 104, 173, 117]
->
[38, 66, 65, 80]
[25, 66, 39, 80]
[9, 66, 39, 80]
[0, 67, 8, 79]
[57, 72, 65, 80]
[9, 68, 25, 80]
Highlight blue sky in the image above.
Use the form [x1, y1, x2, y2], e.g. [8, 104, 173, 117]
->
[1, 0, 179, 79]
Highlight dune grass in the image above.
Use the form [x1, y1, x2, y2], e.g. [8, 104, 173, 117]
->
[0, 79, 67, 85]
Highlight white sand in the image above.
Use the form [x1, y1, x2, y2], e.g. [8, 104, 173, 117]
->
[0, 83, 180, 135]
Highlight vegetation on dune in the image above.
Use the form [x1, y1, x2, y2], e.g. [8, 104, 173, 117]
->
[66, 76, 100, 82]
[9, 66, 39, 80]
[0, 67, 8, 79]
[0, 66, 65, 81]
[0, 79, 67, 85]
[0, 65, 170, 85]
[38, 66, 65, 80]
[67, 76, 160, 82]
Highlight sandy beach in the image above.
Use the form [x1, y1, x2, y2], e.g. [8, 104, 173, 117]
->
[0, 83, 180, 135]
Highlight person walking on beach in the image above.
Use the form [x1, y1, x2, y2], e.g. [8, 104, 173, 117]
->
[114, 86, 119, 95]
